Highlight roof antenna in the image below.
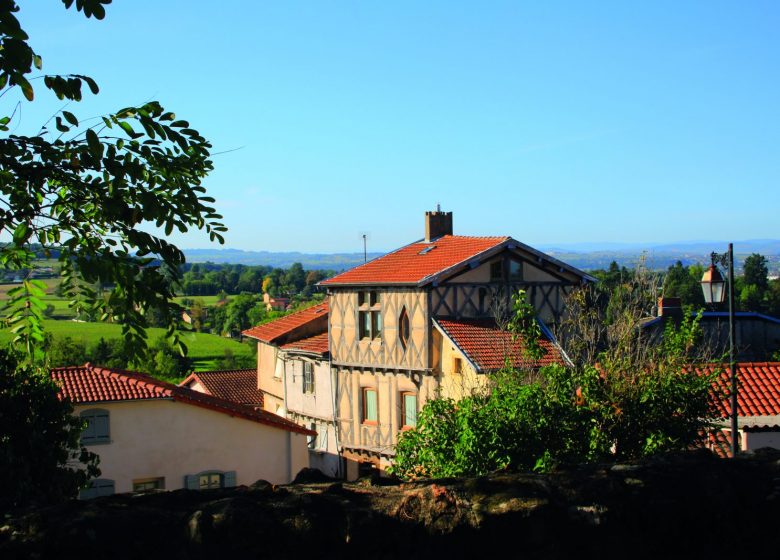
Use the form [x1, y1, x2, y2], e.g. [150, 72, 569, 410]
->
[436, 202, 441, 212]
[359, 231, 370, 263]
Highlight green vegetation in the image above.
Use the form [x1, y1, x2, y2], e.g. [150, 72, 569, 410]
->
[0, 349, 99, 512]
[392, 269, 717, 479]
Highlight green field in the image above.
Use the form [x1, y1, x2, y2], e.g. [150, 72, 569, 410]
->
[0, 319, 255, 372]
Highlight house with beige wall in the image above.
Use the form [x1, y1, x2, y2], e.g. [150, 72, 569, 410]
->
[52, 364, 313, 497]
[320, 210, 591, 478]
[243, 302, 341, 476]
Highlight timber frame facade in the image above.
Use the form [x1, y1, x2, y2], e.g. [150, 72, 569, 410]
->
[322, 211, 594, 477]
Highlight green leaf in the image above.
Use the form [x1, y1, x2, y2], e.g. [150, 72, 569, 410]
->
[12, 223, 29, 244]
[86, 128, 103, 159]
[62, 110, 79, 127]
[33, 54, 42, 70]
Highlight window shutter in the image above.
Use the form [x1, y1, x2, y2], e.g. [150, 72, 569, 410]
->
[81, 415, 96, 442]
[184, 474, 199, 490]
[94, 412, 110, 442]
[404, 394, 417, 427]
[223, 471, 237, 488]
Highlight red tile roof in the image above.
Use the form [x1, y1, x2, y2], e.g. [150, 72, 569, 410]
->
[281, 332, 329, 356]
[52, 364, 314, 436]
[242, 301, 329, 344]
[179, 369, 263, 407]
[435, 318, 564, 372]
[695, 362, 780, 420]
[321, 235, 510, 286]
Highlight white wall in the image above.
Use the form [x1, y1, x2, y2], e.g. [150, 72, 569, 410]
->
[77, 399, 309, 493]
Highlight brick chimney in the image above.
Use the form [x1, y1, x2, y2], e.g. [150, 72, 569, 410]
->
[657, 297, 682, 319]
[424, 207, 453, 242]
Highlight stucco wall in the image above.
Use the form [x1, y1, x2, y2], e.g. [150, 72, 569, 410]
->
[76, 399, 309, 493]
[257, 342, 284, 408]
[745, 431, 780, 451]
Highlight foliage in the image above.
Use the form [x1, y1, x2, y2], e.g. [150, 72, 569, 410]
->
[743, 253, 769, 291]
[392, 268, 718, 480]
[0, 0, 225, 362]
[0, 349, 99, 512]
[663, 261, 705, 308]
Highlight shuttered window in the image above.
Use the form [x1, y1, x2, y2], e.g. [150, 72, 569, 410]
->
[402, 393, 417, 428]
[79, 478, 115, 500]
[362, 388, 378, 423]
[184, 470, 237, 490]
[303, 361, 314, 394]
[80, 409, 110, 444]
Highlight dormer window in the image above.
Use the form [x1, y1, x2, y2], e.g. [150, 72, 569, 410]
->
[509, 260, 523, 282]
[490, 261, 503, 282]
[358, 291, 382, 341]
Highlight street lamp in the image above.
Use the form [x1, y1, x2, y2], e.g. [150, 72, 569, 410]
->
[700, 243, 738, 458]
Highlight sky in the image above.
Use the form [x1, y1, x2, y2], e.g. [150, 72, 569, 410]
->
[13, 1, 780, 253]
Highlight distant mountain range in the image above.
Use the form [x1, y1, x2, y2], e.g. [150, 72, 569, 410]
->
[182, 239, 780, 274]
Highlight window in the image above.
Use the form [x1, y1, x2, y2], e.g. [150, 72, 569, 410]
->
[453, 356, 463, 374]
[362, 388, 378, 424]
[509, 260, 523, 282]
[80, 408, 110, 445]
[303, 361, 314, 394]
[398, 307, 410, 350]
[185, 470, 237, 490]
[401, 393, 417, 428]
[133, 477, 165, 492]
[490, 260, 503, 282]
[79, 478, 115, 500]
[308, 422, 326, 451]
[358, 290, 382, 341]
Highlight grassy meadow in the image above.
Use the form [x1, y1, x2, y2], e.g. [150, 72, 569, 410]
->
[0, 283, 256, 372]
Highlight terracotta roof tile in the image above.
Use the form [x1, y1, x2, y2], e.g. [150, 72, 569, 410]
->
[52, 364, 314, 436]
[695, 363, 780, 420]
[179, 369, 263, 407]
[436, 318, 564, 372]
[242, 301, 328, 344]
[281, 332, 329, 356]
[321, 235, 509, 286]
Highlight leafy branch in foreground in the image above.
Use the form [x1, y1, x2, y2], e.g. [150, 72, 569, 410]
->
[0, 0, 225, 361]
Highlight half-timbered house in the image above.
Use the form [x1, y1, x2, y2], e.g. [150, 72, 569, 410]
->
[320, 210, 593, 478]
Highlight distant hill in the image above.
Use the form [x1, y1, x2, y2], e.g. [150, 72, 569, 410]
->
[182, 239, 780, 274]
[182, 248, 384, 271]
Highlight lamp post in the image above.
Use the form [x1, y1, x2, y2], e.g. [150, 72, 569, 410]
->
[700, 243, 738, 458]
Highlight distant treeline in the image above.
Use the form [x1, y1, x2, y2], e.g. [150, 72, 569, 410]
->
[178, 262, 335, 298]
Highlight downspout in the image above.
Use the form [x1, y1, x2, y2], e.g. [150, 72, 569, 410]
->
[281, 349, 292, 481]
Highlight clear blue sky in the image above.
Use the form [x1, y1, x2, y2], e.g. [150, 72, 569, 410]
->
[15, 1, 780, 253]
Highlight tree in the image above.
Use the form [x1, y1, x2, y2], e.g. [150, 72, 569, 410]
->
[743, 253, 769, 291]
[0, 349, 99, 511]
[663, 261, 705, 308]
[0, 0, 225, 361]
[0, 0, 221, 509]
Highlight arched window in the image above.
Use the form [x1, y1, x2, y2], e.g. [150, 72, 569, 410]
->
[80, 408, 110, 444]
[398, 307, 410, 350]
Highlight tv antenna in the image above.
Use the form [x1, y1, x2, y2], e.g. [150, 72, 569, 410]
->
[358, 231, 371, 263]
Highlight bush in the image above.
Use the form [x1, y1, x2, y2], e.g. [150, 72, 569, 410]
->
[0, 350, 99, 512]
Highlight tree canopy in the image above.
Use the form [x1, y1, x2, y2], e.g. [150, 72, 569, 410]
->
[0, 0, 225, 361]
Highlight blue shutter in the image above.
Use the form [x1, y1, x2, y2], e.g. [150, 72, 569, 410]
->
[365, 390, 377, 422]
[223, 471, 237, 488]
[184, 474, 199, 490]
[404, 394, 417, 427]
[94, 412, 110, 442]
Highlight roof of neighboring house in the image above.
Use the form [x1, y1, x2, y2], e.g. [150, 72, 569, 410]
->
[320, 235, 594, 287]
[642, 311, 780, 329]
[179, 369, 264, 407]
[52, 364, 314, 436]
[695, 362, 780, 427]
[242, 301, 329, 344]
[434, 318, 565, 372]
[281, 332, 329, 357]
